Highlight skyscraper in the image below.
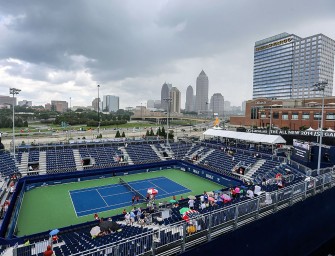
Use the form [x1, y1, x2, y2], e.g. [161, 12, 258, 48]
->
[210, 93, 224, 117]
[161, 82, 172, 111]
[170, 87, 181, 113]
[103, 95, 119, 112]
[185, 85, 194, 112]
[195, 70, 209, 112]
[92, 98, 101, 111]
[253, 32, 335, 99]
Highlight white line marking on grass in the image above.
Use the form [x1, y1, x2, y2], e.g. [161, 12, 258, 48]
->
[69, 191, 79, 218]
[96, 189, 108, 206]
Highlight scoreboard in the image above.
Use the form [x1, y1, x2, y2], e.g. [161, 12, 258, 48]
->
[292, 139, 311, 162]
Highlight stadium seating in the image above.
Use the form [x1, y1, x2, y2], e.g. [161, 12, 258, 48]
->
[0, 140, 310, 256]
[46, 148, 76, 173]
[79, 145, 123, 168]
[126, 144, 161, 164]
[0, 151, 18, 177]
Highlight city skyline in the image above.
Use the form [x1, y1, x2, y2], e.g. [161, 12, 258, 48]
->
[0, 1, 335, 108]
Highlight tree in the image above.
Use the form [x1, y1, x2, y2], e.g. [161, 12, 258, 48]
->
[161, 127, 166, 137]
[115, 130, 121, 138]
[168, 130, 174, 140]
[150, 128, 154, 136]
[156, 127, 161, 136]
[121, 131, 125, 137]
[146, 130, 150, 136]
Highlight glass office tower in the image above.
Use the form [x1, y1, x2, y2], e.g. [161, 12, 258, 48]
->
[253, 33, 335, 99]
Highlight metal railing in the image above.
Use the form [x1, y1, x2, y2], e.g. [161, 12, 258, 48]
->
[13, 170, 335, 256]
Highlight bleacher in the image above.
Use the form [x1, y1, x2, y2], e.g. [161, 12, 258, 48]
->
[0, 151, 18, 177]
[79, 145, 123, 168]
[46, 148, 76, 173]
[126, 144, 161, 164]
[0, 140, 313, 256]
[169, 143, 193, 159]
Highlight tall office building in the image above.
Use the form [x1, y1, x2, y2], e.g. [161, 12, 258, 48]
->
[0, 95, 16, 106]
[195, 70, 209, 112]
[253, 32, 335, 99]
[92, 98, 101, 111]
[147, 100, 155, 108]
[18, 100, 32, 107]
[103, 95, 119, 112]
[209, 93, 224, 116]
[51, 100, 68, 113]
[170, 87, 181, 113]
[185, 85, 194, 112]
[161, 83, 172, 111]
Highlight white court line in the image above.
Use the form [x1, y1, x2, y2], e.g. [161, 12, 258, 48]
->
[70, 177, 167, 194]
[96, 189, 108, 206]
[101, 190, 136, 198]
[148, 180, 169, 194]
[77, 198, 135, 214]
[68, 191, 79, 218]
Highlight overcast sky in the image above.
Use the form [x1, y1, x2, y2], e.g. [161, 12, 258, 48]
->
[1, 0, 335, 109]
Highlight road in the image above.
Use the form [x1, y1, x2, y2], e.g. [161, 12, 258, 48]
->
[1, 124, 210, 149]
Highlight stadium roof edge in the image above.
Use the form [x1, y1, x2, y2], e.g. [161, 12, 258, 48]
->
[203, 129, 286, 144]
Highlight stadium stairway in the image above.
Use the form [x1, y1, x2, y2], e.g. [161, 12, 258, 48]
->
[119, 146, 134, 165]
[195, 149, 215, 164]
[244, 159, 266, 180]
[17, 152, 28, 174]
[185, 143, 196, 156]
[38, 151, 47, 175]
[72, 149, 84, 171]
[150, 144, 166, 161]
[159, 144, 174, 158]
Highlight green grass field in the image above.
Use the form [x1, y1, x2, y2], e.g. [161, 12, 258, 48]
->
[16, 169, 222, 236]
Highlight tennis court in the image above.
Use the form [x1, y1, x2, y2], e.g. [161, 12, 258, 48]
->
[16, 169, 223, 236]
[70, 177, 191, 217]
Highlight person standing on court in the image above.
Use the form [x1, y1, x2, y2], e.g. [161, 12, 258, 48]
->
[132, 196, 135, 206]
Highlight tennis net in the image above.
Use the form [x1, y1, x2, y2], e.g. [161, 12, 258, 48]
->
[119, 178, 146, 200]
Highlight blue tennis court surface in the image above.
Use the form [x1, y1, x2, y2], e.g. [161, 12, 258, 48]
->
[70, 177, 191, 217]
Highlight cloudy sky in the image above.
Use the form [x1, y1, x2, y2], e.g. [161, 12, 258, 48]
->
[1, 0, 335, 108]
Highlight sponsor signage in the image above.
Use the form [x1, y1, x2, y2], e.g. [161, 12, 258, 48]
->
[255, 38, 293, 52]
[246, 129, 335, 137]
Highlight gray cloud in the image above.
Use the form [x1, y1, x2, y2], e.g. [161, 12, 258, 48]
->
[0, 0, 334, 107]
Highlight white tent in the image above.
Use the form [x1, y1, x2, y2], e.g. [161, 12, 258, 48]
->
[203, 129, 286, 145]
[326, 128, 335, 132]
[306, 127, 315, 131]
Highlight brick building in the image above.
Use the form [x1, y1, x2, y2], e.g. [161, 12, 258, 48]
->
[230, 97, 335, 130]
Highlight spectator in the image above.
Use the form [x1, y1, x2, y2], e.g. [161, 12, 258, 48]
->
[200, 194, 205, 203]
[188, 198, 195, 210]
[125, 212, 131, 225]
[200, 202, 206, 210]
[122, 209, 127, 215]
[180, 196, 184, 200]
[261, 178, 267, 187]
[94, 213, 100, 221]
[43, 245, 54, 256]
[246, 189, 254, 199]
[130, 211, 135, 225]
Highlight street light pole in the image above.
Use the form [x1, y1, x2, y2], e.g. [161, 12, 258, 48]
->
[312, 80, 328, 174]
[97, 85, 100, 133]
[9, 88, 21, 156]
[163, 98, 172, 146]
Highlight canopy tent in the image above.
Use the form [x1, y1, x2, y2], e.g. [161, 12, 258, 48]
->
[203, 129, 286, 145]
